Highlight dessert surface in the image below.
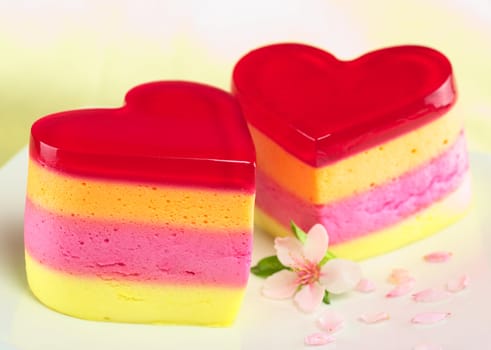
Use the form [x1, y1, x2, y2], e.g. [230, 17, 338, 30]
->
[24, 82, 256, 325]
[31, 81, 255, 190]
[232, 44, 455, 167]
[233, 44, 470, 259]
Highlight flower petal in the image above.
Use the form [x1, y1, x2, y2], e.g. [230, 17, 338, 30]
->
[274, 236, 304, 268]
[424, 251, 453, 263]
[413, 344, 443, 350]
[386, 280, 415, 298]
[262, 270, 298, 299]
[446, 274, 469, 293]
[320, 259, 362, 294]
[304, 332, 335, 346]
[412, 288, 449, 303]
[293, 283, 325, 313]
[411, 312, 451, 325]
[388, 268, 414, 285]
[358, 312, 390, 324]
[317, 311, 344, 334]
[356, 278, 376, 293]
[303, 224, 329, 264]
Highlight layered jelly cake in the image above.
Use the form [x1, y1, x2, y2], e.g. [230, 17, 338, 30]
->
[24, 81, 256, 325]
[232, 43, 471, 260]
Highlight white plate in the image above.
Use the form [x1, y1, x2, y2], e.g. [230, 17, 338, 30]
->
[1, 148, 490, 350]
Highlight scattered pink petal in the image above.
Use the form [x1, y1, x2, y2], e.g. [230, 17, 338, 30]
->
[304, 332, 335, 346]
[446, 274, 469, 293]
[411, 312, 451, 325]
[358, 312, 390, 324]
[386, 280, 415, 298]
[317, 311, 344, 334]
[424, 251, 453, 263]
[412, 288, 449, 303]
[413, 344, 443, 350]
[388, 268, 414, 285]
[356, 278, 376, 293]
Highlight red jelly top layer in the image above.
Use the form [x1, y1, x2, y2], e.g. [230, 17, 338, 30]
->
[30, 81, 256, 191]
[232, 43, 456, 167]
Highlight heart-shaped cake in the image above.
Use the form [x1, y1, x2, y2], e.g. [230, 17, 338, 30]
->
[232, 43, 471, 259]
[25, 81, 256, 325]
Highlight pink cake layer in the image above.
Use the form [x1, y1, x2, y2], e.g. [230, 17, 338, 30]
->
[256, 132, 469, 244]
[24, 200, 251, 287]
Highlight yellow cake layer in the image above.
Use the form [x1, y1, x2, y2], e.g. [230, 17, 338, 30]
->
[25, 253, 245, 326]
[27, 160, 254, 231]
[254, 171, 472, 260]
[250, 108, 463, 204]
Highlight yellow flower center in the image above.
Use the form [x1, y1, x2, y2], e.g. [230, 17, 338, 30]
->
[295, 261, 321, 286]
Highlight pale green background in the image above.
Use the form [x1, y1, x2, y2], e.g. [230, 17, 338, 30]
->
[1, 0, 490, 166]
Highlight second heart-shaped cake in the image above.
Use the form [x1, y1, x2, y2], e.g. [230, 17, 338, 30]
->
[24, 81, 256, 325]
[232, 43, 471, 259]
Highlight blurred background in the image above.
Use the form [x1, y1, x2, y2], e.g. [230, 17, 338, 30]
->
[0, 0, 490, 166]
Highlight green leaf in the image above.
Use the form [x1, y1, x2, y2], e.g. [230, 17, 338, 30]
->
[322, 290, 330, 305]
[250, 255, 288, 278]
[290, 220, 307, 244]
[319, 250, 337, 266]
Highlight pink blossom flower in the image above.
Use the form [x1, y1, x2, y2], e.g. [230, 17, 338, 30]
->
[262, 224, 362, 312]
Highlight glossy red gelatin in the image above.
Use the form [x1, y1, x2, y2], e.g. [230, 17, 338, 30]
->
[232, 43, 456, 167]
[30, 81, 256, 191]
